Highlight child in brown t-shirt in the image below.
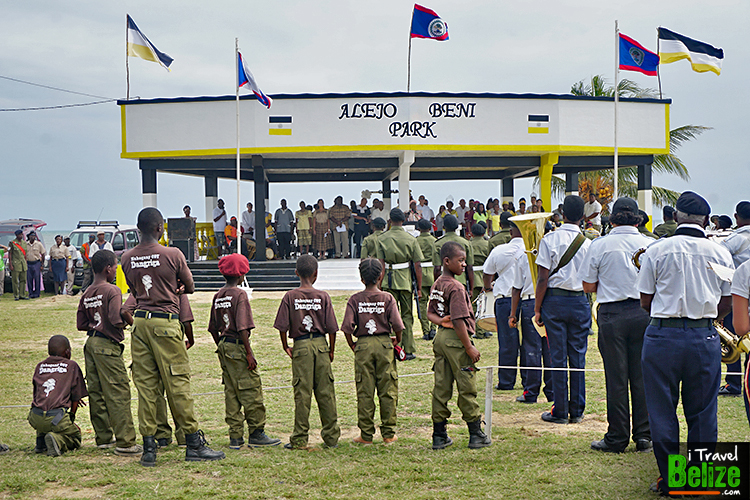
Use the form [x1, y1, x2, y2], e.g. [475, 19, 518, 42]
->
[28, 335, 88, 456]
[342, 258, 404, 445]
[209, 254, 280, 449]
[427, 241, 491, 450]
[274, 255, 340, 449]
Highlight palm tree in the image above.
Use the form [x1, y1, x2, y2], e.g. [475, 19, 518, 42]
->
[537, 75, 710, 208]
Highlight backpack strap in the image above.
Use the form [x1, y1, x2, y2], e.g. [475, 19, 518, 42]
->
[549, 233, 586, 278]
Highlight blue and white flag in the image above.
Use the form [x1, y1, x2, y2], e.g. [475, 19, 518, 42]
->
[410, 4, 449, 41]
[238, 52, 272, 108]
[126, 15, 173, 71]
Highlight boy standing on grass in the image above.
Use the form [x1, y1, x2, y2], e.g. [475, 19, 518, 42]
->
[427, 241, 491, 450]
[209, 254, 281, 450]
[76, 250, 141, 457]
[29, 335, 88, 456]
[274, 255, 340, 450]
[342, 258, 404, 445]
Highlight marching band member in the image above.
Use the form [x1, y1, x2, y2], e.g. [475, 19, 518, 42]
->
[636, 191, 733, 496]
[579, 197, 653, 453]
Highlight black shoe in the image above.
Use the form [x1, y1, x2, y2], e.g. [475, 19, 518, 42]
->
[471, 333, 483, 339]
[636, 439, 653, 452]
[467, 419, 491, 449]
[516, 393, 537, 403]
[229, 437, 244, 450]
[34, 435, 47, 454]
[140, 436, 157, 467]
[495, 384, 514, 391]
[484, 332, 493, 338]
[590, 439, 624, 453]
[568, 415, 584, 424]
[432, 420, 453, 450]
[541, 411, 568, 424]
[156, 437, 172, 448]
[185, 430, 226, 462]
[45, 434, 62, 457]
[247, 429, 281, 447]
[428, 329, 436, 340]
[718, 384, 741, 396]
[403, 353, 416, 361]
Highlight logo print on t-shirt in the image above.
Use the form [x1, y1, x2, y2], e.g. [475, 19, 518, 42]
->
[366, 319, 377, 335]
[142, 275, 152, 296]
[223, 313, 230, 331]
[94, 312, 102, 328]
[43, 378, 56, 397]
[437, 302, 445, 315]
[302, 315, 313, 332]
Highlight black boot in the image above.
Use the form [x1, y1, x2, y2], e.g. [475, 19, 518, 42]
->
[34, 435, 47, 454]
[185, 430, 226, 462]
[247, 428, 281, 447]
[140, 436, 157, 467]
[432, 420, 453, 450]
[467, 419, 492, 449]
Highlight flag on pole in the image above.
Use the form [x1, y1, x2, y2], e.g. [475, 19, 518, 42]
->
[126, 15, 173, 71]
[658, 27, 724, 75]
[618, 33, 659, 76]
[410, 4, 449, 40]
[238, 52, 272, 109]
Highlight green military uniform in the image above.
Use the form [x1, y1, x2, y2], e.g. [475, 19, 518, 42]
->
[433, 233, 474, 286]
[131, 316, 199, 437]
[653, 220, 677, 238]
[83, 336, 137, 447]
[488, 228, 511, 250]
[354, 335, 398, 441]
[432, 327, 481, 423]
[469, 237, 491, 335]
[28, 410, 82, 453]
[638, 226, 659, 239]
[216, 340, 266, 440]
[291, 337, 340, 448]
[417, 232, 437, 338]
[361, 229, 383, 259]
[155, 379, 185, 446]
[376, 226, 424, 355]
[8, 238, 29, 299]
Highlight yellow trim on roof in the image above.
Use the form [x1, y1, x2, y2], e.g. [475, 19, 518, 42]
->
[528, 127, 549, 134]
[121, 143, 669, 159]
[269, 129, 292, 136]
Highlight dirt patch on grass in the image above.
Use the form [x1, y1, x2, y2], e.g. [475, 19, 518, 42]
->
[493, 410, 608, 436]
[40, 484, 112, 499]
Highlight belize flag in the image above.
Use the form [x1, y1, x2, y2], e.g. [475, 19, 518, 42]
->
[238, 52, 272, 109]
[410, 4, 449, 41]
[619, 34, 659, 76]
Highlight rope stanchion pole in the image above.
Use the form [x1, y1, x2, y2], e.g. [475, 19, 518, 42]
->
[484, 367, 493, 439]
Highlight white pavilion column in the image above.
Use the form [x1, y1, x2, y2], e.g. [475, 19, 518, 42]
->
[398, 151, 414, 210]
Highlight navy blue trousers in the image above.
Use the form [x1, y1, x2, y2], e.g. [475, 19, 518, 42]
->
[27, 261, 42, 298]
[540, 294, 591, 419]
[496, 297, 521, 389]
[641, 324, 720, 486]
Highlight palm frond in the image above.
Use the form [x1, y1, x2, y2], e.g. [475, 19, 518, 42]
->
[669, 125, 712, 153]
[653, 153, 690, 180]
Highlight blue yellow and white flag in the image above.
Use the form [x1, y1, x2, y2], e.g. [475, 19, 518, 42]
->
[126, 15, 173, 71]
[658, 27, 723, 75]
[238, 52, 272, 109]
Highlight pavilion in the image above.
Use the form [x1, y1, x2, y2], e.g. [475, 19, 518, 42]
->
[119, 91, 670, 260]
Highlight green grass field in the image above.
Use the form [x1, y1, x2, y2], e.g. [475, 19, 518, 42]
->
[0, 290, 747, 500]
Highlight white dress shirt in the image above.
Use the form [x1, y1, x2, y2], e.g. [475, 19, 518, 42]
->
[536, 223, 591, 291]
[511, 248, 535, 298]
[371, 208, 387, 221]
[241, 210, 254, 236]
[483, 237, 525, 297]
[419, 204, 434, 221]
[636, 224, 733, 319]
[578, 225, 654, 303]
[212, 206, 227, 232]
[721, 225, 750, 268]
[584, 200, 602, 226]
[731, 259, 750, 301]
[455, 206, 468, 222]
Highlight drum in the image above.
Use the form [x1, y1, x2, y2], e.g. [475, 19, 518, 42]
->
[475, 291, 497, 332]
[265, 247, 274, 260]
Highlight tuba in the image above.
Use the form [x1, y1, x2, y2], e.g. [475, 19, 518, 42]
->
[509, 213, 553, 336]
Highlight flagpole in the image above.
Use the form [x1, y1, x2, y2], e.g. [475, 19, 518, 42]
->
[235, 38, 242, 256]
[407, 8, 414, 93]
[126, 15, 130, 100]
[656, 28, 663, 99]
[613, 20, 619, 201]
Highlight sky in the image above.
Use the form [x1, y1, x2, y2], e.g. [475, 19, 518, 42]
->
[1, 0, 748, 230]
